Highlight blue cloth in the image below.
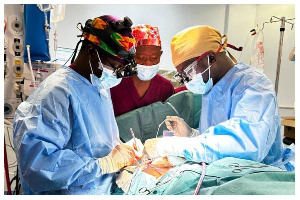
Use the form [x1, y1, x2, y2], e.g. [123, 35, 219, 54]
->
[13, 66, 120, 194]
[173, 63, 284, 166]
[23, 4, 51, 62]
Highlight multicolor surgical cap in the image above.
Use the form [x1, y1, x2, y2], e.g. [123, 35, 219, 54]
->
[82, 15, 136, 61]
[132, 24, 161, 47]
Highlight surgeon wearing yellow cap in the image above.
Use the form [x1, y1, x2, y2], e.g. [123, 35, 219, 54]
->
[144, 25, 294, 171]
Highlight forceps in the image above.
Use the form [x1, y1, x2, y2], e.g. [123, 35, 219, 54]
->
[138, 187, 152, 195]
[138, 177, 173, 195]
[229, 163, 268, 173]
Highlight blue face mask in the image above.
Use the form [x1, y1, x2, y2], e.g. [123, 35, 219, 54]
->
[185, 56, 213, 95]
[89, 51, 122, 90]
[136, 64, 159, 81]
[90, 68, 122, 90]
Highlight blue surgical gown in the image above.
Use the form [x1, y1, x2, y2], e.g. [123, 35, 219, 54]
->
[168, 63, 284, 165]
[13, 66, 120, 194]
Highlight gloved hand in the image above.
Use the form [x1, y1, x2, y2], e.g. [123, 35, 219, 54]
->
[144, 137, 192, 160]
[125, 138, 144, 158]
[98, 144, 136, 174]
[143, 138, 162, 160]
[165, 116, 198, 137]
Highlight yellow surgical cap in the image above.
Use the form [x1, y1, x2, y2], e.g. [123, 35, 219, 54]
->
[171, 25, 231, 67]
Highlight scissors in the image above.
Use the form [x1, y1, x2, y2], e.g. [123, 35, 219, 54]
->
[229, 163, 268, 173]
[139, 187, 153, 195]
[138, 176, 173, 195]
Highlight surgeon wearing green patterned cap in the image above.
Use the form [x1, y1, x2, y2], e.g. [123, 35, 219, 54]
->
[13, 15, 142, 195]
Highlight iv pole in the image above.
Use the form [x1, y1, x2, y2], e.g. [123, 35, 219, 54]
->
[259, 16, 295, 96]
[274, 17, 285, 96]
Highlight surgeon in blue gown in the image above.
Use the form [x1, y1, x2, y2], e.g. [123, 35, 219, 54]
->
[144, 25, 294, 171]
[13, 15, 139, 194]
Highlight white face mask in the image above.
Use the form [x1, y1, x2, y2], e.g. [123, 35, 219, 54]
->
[136, 64, 159, 81]
[185, 56, 213, 95]
[89, 51, 122, 90]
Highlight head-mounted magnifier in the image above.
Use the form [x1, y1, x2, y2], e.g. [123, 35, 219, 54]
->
[113, 55, 137, 78]
[173, 38, 243, 85]
[75, 16, 138, 78]
[173, 51, 210, 85]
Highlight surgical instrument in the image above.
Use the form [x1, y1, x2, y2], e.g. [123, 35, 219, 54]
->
[138, 176, 173, 195]
[130, 128, 139, 151]
[229, 163, 268, 173]
[129, 128, 142, 167]
[156, 119, 175, 138]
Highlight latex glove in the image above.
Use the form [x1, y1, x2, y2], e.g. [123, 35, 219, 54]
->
[143, 138, 162, 160]
[125, 138, 144, 158]
[98, 144, 136, 174]
[165, 116, 198, 137]
[144, 137, 191, 160]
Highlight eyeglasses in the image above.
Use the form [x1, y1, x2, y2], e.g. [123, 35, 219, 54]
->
[101, 53, 138, 78]
[113, 58, 137, 78]
[174, 60, 197, 84]
[173, 51, 210, 84]
[173, 43, 225, 84]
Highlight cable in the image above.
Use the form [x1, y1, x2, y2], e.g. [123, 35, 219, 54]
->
[178, 169, 221, 178]
[238, 32, 251, 62]
[166, 102, 180, 116]
[4, 138, 12, 195]
[63, 50, 75, 66]
[15, 166, 19, 195]
[70, 39, 84, 65]
[10, 174, 18, 195]
[9, 167, 20, 195]
[5, 124, 18, 190]
[18, 182, 21, 194]
[194, 162, 206, 195]
[20, 92, 24, 102]
[4, 119, 13, 126]
[9, 160, 17, 166]
[26, 45, 35, 82]
[51, 59, 58, 63]
[6, 144, 14, 149]
[6, 127, 15, 152]
[10, 175, 17, 186]
[155, 102, 180, 138]
[155, 119, 171, 138]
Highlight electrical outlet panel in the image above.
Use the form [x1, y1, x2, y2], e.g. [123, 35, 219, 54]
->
[11, 37, 23, 57]
[4, 99, 22, 119]
[13, 59, 24, 78]
[8, 15, 23, 36]
[4, 103, 13, 116]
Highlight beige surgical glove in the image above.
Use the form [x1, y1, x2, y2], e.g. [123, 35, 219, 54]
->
[125, 138, 144, 158]
[143, 138, 162, 160]
[98, 144, 136, 174]
[165, 116, 198, 137]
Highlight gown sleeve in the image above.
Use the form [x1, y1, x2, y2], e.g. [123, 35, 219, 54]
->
[13, 87, 104, 192]
[157, 86, 280, 164]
